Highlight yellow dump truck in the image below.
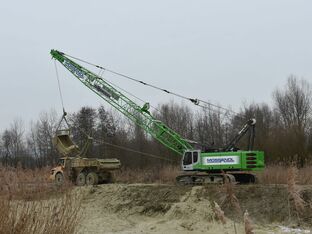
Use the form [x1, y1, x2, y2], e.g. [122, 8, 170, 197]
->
[50, 129, 121, 186]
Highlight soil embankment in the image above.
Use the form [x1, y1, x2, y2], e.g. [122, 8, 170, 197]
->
[77, 184, 312, 234]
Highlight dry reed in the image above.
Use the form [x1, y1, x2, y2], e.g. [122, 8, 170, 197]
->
[0, 166, 81, 234]
[287, 165, 306, 216]
[256, 165, 312, 185]
[213, 201, 226, 225]
[220, 178, 242, 216]
[243, 210, 254, 234]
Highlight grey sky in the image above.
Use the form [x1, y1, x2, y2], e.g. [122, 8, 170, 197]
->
[1, 1, 312, 131]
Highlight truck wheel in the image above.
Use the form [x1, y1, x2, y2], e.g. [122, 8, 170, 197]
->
[106, 172, 114, 183]
[76, 172, 86, 186]
[86, 172, 99, 185]
[55, 172, 64, 186]
[100, 172, 113, 184]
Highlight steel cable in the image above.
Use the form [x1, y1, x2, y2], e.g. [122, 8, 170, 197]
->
[63, 52, 242, 118]
[63, 116, 175, 162]
[54, 60, 65, 112]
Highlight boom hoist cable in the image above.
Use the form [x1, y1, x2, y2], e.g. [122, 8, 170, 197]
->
[51, 50, 250, 155]
[62, 52, 242, 118]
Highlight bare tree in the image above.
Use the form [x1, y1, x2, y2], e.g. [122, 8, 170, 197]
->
[151, 101, 194, 162]
[1, 129, 12, 166]
[155, 100, 194, 140]
[1, 119, 26, 167]
[273, 76, 312, 166]
[194, 107, 226, 149]
[27, 110, 59, 166]
[274, 76, 312, 130]
[0, 75, 310, 169]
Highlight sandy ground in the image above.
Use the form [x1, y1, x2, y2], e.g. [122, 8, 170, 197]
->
[76, 184, 312, 234]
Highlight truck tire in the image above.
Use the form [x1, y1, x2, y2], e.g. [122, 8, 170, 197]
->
[99, 172, 114, 184]
[76, 172, 86, 186]
[106, 172, 114, 183]
[55, 172, 64, 186]
[86, 172, 99, 185]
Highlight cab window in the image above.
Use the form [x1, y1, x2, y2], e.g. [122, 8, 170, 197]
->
[193, 152, 198, 163]
[58, 159, 65, 166]
[183, 152, 192, 165]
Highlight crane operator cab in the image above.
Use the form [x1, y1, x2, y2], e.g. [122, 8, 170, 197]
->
[182, 150, 201, 171]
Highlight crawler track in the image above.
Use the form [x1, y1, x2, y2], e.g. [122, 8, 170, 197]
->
[176, 172, 256, 185]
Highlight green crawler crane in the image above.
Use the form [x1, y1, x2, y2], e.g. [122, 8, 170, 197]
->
[50, 49, 264, 184]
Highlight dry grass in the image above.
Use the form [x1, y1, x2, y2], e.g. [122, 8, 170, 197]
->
[0, 166, 67, 200]
[256, 165, 312, 184]
[0, 166, 82, 234]
[114, 165, 180, 184]
[115, 165, 312, 185]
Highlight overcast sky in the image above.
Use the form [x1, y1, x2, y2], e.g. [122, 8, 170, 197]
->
[1, 1, 311, 131]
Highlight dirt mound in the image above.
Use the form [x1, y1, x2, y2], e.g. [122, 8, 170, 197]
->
[76, 184, 312, 233]
[200, 184, 312, 226]
[164, 186, 215, 231]
[83, 184, 189, 215]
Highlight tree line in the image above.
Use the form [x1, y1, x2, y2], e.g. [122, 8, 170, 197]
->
[0, 76, 311, 168]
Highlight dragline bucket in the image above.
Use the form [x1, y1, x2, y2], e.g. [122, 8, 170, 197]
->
[52, 129, 80, 157]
